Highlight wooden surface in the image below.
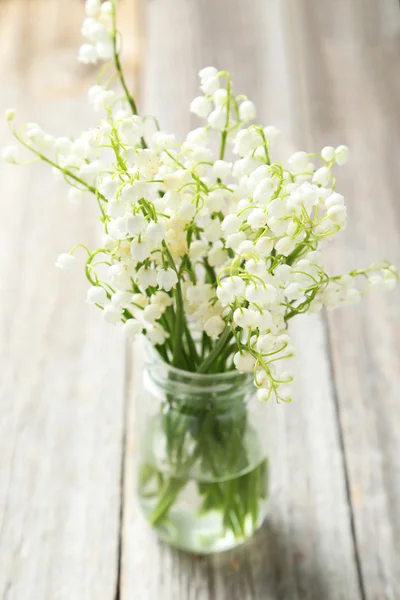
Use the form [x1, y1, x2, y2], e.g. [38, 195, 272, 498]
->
[0, 0, 399, 599]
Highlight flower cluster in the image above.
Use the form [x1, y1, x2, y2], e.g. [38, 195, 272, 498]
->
[78, 0, 114, 65]
[2, 0, 397, 402]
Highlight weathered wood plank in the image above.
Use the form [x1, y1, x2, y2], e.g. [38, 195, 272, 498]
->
[121, 1, 361, 598]
[0, 1, 131, 598]
[286, 0, 400, 598]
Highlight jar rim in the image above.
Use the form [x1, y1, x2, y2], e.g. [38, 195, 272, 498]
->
[145, 342, 253, 386]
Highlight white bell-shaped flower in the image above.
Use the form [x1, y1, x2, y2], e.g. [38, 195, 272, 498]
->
[147, 221, 166, 248]
[212, 160, 232, 179]
[288, 151, 308, 172]
[130, 239, 151, 262]
[234, 352, 256, 373]
[204, 315, 225, 338]
[55, 253, 76, 271]
[221, 214, 241, 234]
[127, 214, 146, 236]
[208, 109, 226, 131]
[111, 291, 133, 308]
[191, 96, 212, 118]
[247, 208, 267, 230]
[157, 268, 178, 292]
[147, 323, 169, 345]
[103, 305, 122, 325]
[321, 146, 335, 162]
[313, 166, 331, 186]
[275, 236, 297, 256]
[143, 304, 164, 324]
[151, 291, 173, 308]
[239, 100, 256, 122]
[217, 276, 246, 306]
[123, 319, 143, 340]
[87, 286, 108, 304]
[335, 145, 349, 165]
[137, 266, 157, 289]
[253, 178, 275, 206]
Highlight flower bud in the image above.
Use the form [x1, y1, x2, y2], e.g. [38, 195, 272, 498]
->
[263, 126, 280, 143]
[55, 253, 76, 270]
[199, 66, 218, 80]
[5, 109, 16, 121]
[313, 166, 331, 186]
[1, 145, 18, 164]
[345, 289, 361, 304]
[78, 43, 98, 65]
[325, 192, 344, 210]
[327, 204, 347, 224]
[239, 100, 256, 122]
[186, 127, 209, 146]
[85, 0, 101, 17]
[321, 146, 335, 162]
[213, 88, 228, 107]
[190, 96, 212, 118]
[100, 1, 113, 16]
[123, 319, 143, 340]
[368, 275, 386, 291]
[335, 145, 349, 165]
[288, 151, 308, 172]
[201, 76, 220, 95]
[87, 286, 108, 304]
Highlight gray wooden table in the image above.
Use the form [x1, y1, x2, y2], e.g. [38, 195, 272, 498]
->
[1, 1, 399, 598]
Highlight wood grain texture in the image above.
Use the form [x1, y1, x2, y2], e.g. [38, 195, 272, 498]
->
[121, 2, 362, 598]
[0, 1, 131, 598]
[286, 0, 400, 597]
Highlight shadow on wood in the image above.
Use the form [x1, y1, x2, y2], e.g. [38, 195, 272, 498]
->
[163, 517, 352, 600]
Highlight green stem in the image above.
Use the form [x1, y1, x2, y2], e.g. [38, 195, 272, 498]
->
[184, 320, 200, 369]
[148, 477, 186, 526]
[203, 257, 217, 284]
[172, 281, 186, 368]
[197, 326, 233, 374]
[155, 343, 168, 362]
[162, 243, 189, 368]
[16, 137, 108, 204]
[111, 0, 137, 115]
[215, 342, 237, 372]
[286, 235, 311, 266]
[219, 76, 231, 160]
[111, 0, 147, 149]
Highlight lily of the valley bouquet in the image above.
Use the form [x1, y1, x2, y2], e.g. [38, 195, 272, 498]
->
[3, 0, 397, 553]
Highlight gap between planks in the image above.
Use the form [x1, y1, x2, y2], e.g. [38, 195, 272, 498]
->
[283, 1, 367, 597]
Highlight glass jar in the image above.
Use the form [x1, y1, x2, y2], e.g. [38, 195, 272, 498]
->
[136, 346, 269, 554]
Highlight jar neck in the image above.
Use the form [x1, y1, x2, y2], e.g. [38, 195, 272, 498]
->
[144, 344, 254, 406]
